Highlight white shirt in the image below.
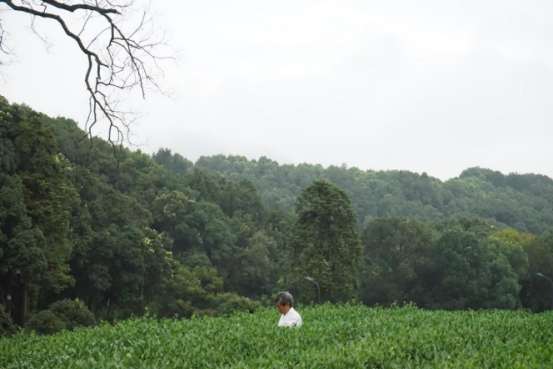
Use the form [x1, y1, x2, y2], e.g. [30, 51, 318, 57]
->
[278, 307, 303, 327]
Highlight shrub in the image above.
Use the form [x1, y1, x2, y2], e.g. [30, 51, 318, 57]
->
[26, 310, 65, 335]
[48, 299, 96, 330]
[0, 304, 16, 337]
[212, 293, 261, 317]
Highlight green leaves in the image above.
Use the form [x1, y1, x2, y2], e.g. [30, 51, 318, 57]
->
[0, 100, 78, 324]
[291, 180, 361, 303]
[1, 305, 552, 368]
[360, 218, 434, 306]
[194, 155, 553, 235]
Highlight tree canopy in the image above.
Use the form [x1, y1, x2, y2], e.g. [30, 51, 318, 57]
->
[194, 155, 553, 234]
[290, 180, 361, 303]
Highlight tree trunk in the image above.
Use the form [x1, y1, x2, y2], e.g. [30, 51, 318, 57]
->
[107, 298, 115, 322]
[89, 299, 96, 315]
[21, 281, 29, 327]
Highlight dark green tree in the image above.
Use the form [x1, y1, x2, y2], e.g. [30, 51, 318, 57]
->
[360, 218, 434, 306]
[518, 231, 553, 312]
[68, 164, 163, 319]
[0, 99, 78, 326]
[153, 148, 193, 176]
[424, 220, 523, 310]
[0, 304, 16, 337]
[290, 180, 361, 303]
[150, 260, 259, 318]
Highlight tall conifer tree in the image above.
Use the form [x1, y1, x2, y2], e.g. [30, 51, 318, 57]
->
[291, 180, 361, 303]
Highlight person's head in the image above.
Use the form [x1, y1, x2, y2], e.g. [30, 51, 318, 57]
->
[275, 292, 294, 315]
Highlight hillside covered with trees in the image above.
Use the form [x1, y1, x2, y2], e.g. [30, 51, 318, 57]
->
[190, 155, 553, 234]
[1, 96, 553, 337]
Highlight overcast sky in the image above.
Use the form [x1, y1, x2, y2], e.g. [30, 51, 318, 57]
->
[2, 0, 553, 180]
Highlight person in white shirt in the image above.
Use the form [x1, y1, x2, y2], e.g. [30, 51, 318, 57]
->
[275, 292, 302, 327]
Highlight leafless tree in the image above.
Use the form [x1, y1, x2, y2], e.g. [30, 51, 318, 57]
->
[0, 0, 175, 145]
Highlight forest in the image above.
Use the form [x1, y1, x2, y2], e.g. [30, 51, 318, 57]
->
[1, 95, 553, 336]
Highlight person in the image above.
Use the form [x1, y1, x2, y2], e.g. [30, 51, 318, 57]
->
[275, 292, 302, 327]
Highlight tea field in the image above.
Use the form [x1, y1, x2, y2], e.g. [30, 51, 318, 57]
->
[1, 304, 551, 368]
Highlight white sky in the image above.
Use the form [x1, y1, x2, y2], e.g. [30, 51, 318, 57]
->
[2, 0, 553, 180]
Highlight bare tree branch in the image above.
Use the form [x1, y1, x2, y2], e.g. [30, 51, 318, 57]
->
[40, 0, 119, 15]
[0, 0, 175, 146]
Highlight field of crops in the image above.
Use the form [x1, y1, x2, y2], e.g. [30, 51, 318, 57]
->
[1, 304, 551, 368]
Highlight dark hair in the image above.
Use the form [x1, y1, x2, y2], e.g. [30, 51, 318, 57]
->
[275, 292, 294, 307]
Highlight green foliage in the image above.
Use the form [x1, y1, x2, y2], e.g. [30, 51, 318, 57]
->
[150, 261, 221, 318]
[519, 231, 553, 312]
[3, 94, 553, 336]
[152, 148, 193, 175]
[212, 293, 261, 317]
[26, 310, 65, 335]
[0, 97, 78, 325]
[494, 228, 536, 247]
[48, 299, 96, 330]
[195, 156, 553, 234]
[0, 304, 16, 337]
[360, 218, 434, 306]
[25, 299, 95, 335]
[291, 180, 361, 303]
[359, 218, 533, 311]
[2, 305, 553, 367]
[226, 231, 276, 297]
[422, 222, 525, 310]
[150, 261, 259, 318]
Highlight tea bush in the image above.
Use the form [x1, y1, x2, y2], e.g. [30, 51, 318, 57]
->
[1, 304, 551, 368]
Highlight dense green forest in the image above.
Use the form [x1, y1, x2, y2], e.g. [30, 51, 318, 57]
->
[191, 155, 553, 234]
[1, 96, 553, 336]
